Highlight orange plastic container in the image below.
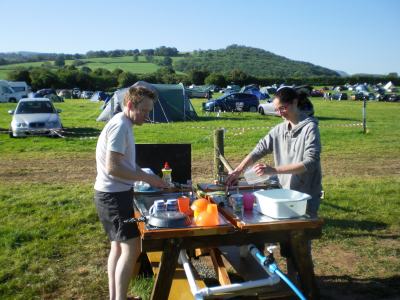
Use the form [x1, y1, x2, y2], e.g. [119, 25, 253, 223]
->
[191, 198, 209, 219]
[195, 203, 219, 226]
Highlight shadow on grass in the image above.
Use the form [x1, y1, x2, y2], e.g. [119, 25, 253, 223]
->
[63, 127, 101, 137]
[322, 202, 355, 213]
[318, 275, 400, 300]
[323, 218, 387, 232]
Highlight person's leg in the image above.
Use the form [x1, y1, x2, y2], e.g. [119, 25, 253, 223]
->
[108, 241, 121, 300]
[115, 237, 141, 300]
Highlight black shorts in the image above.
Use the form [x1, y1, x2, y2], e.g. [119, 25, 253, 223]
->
[94, 189, 140, 241]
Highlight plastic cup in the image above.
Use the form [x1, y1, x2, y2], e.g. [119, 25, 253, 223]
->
[177, 196, 190, 214]
[243, 193, 255, 211]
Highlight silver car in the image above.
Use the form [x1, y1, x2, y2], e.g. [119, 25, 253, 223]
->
[258, 101, 279, 116]
[8, 98, 63, 137]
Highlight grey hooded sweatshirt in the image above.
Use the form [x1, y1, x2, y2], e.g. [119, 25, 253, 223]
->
[250, 114, 322, 212]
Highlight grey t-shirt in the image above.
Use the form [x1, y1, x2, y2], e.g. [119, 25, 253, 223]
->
[94, 112, 136, 192]
[250, 114, 322, 200]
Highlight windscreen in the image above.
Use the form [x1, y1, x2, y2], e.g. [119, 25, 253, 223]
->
[16, 101, 56, 114]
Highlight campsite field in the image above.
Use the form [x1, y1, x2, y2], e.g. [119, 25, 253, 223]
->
[0, 56, 185, 79]
[0, 98, 399, 299]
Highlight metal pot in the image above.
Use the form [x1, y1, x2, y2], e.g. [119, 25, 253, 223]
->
[125, 211, 191, 228]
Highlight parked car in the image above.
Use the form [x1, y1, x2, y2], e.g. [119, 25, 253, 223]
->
[383, 94, 400, 102]
[57, 89, 72, 99]
[8, 81, 30, 99]
[81, 91, 94, 99]
[0, 80, 20, 103]
[310, 90, 324, 97]
[71, 88, 81, 99]
[8, 98, 63, 138]
[202, 93, 259, 112]
[90, 91, 110, 101]
[32, 89, 64, 102]
[258, 100, 279, 116]
[331, 93, 348, 100]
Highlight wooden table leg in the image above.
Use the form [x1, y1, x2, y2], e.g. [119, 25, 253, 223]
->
[289, 231, 320, 300]
[150, 239, 181, 300]
[210, 248, 231, 286]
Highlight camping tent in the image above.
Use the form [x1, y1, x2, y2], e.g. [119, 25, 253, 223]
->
[384, 81, 395, 92]
[240, 84, 269, 100]
[97, 81, 198, 123]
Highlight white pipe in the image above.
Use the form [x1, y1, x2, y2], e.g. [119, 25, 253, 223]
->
[178, 250, 280, 299]
[179, 251, 199, 296]
[196, 276, 280, 297]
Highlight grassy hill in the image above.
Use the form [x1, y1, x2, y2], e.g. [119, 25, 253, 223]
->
[0, 56, 185, 80]
[174, 45, 340, 78]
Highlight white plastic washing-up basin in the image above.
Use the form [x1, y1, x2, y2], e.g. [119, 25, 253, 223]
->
[253, 189, 311, 219]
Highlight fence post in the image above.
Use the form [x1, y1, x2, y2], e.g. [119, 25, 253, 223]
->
[362, 98, 367, 134]
[214, 129, 224, 180]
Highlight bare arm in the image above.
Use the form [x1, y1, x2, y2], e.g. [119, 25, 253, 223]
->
[225, 153, 256, 186]
[254, 162, 306, 176]
[106, 151, 168, 188]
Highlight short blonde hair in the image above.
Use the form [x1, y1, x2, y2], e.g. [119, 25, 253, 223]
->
[123, 86, 157, 107]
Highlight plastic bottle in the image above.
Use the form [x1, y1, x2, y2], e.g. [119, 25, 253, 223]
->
[161, 162, 172, 185]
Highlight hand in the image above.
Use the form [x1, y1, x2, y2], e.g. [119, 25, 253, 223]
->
[146, 175, 169, 189]
[253, 163, 276, 176]
[225, 169, 241, 187]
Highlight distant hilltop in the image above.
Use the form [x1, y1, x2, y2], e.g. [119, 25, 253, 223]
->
[174, 45, 340, 78]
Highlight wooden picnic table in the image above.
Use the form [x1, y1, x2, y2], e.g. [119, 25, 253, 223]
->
[133, 187, 323, 300]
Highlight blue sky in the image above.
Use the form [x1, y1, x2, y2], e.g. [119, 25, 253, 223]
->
[2, 0, 399, 75]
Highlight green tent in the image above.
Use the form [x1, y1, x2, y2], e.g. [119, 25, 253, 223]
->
[97, 82, 198, 123]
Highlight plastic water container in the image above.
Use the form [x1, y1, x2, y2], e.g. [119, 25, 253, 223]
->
[253, 189, 311, 219]
[243, 166, 270, 185]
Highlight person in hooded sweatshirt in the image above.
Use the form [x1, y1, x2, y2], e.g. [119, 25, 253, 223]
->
[226, 86, 322, 217]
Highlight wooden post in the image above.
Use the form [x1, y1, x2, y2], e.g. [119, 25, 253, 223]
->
[214, 129, 224, 180]
[362, 98, 367, 134]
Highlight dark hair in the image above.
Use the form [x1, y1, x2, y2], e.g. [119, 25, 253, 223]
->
[275, 87, 314, 114]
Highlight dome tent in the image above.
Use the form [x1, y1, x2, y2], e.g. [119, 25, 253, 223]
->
[97, 81, 198, 123]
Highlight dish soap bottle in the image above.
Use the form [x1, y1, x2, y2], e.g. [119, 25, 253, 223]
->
[162, 162, 172, 186]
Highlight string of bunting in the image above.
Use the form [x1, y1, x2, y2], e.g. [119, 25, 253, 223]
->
[0, 123, 363, 138]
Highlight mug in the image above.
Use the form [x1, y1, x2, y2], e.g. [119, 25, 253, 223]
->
[149, 200, 166, 215]
[166, 199, 178, 211]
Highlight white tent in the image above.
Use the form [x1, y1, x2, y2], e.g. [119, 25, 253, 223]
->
[384, 81, 395, 92]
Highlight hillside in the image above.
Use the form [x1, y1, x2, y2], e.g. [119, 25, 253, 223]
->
[174, 45, 339, 78]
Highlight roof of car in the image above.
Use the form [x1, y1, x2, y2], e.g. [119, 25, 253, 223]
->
[19, 97, 51, 102]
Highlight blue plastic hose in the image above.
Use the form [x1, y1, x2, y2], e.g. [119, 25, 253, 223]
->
[250, 246, 307, 300]
[272, 265, 306, 300]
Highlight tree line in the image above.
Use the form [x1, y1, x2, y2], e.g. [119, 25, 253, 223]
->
[0, 47, 180, 66]
[7, 65, 399, 92]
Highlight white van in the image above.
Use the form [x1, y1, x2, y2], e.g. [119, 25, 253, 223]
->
[0, 80, 20, 103]
[8, 81, 30, 99]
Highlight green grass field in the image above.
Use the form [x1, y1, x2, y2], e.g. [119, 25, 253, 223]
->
[0, 98, 399, 299]
[0, 56, 185, 79]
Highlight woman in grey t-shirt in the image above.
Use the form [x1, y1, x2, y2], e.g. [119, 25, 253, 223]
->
[226, 87, 322, 217]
